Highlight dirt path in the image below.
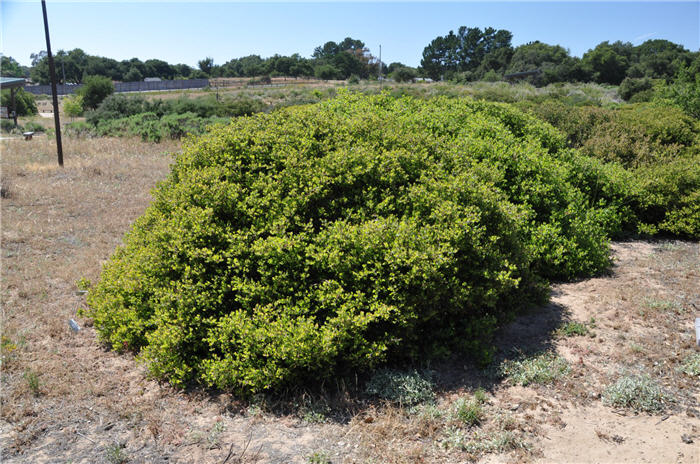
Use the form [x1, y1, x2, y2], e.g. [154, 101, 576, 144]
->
[1, 137, 698, 463]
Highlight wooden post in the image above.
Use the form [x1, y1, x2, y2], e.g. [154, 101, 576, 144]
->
[41, 0, 63, 167]
[10, 88, 17, 127]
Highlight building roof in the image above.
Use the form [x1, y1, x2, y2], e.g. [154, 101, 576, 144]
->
[0, 77, 26, 89]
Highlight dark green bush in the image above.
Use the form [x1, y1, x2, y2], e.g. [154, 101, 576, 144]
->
[0, 89, 37, 116]
[0, 120, 21, 133]
[78, 75, 114, 110]
[23, 121, 45, 133]
[86, 93, 624, 393]
[86, 94, 156, 125]
[618, 77, 653, 101]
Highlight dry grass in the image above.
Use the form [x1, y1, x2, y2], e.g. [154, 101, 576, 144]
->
[1, 136, 178, 460]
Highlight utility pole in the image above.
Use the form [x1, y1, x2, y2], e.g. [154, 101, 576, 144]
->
[41, 0, 63, 167]
[379, 44, 382, 89]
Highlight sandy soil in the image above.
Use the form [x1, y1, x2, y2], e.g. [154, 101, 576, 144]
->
[1, 136, 698, 463]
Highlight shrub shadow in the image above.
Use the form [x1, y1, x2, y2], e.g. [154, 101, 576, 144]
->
[200, 294, 572, 425]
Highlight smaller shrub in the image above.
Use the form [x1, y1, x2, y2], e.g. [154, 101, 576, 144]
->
[679, 354, 700, 377]
[602, 374, 667, 413]
[453, 397, 484, 427]
[500, 352, 570, 386]
[618, 77, 653, 101]
[23, 121, 45, 133]
[0, 120, 21, 133]
[558, 321, 589, 337]
[365, 369, 434, 406]
[248, 75, 272, 86]
[105, 443, 128, 464]
[65, 121, 95, 138]
[63, 94, 84, 118]
[24, 369, 40, 396]
[308, 451, 332, 464]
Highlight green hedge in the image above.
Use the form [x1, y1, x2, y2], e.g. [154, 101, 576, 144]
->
[518, 101, 700, 238]
[86, 93, 632, 393]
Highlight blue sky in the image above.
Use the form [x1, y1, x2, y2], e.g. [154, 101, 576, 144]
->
[1, 1, 698, 68]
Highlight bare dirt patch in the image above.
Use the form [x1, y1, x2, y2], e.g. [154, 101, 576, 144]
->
[1, 136, 698, 463]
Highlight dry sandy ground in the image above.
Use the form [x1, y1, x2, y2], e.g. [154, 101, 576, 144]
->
[1, 136, 698, 463]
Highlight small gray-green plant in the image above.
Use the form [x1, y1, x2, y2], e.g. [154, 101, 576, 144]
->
[105, 443, 128, 464]
[500, 352, 570, 386]
[441, 428, 528, 454]
[308, 450, 332, 464]
[24, 369, 40, 396]
[628, 342, 644, 353]
[679, 353, 700, 377]
[558, 321, 590, 337]
[409, 402, 444, 421]
[642, 298, 684, 314]
[602, 374, 667, 413]
[365, 369, 434, 406]
[473, 388, 487, 404]
[301, 409, 327, 424]
[207, 421, 225, 448]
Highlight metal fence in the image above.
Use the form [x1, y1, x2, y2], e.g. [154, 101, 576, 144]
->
[23, 78, 210, 96]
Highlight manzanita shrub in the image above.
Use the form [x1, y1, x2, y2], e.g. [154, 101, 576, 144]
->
[86, 92, 623, 393]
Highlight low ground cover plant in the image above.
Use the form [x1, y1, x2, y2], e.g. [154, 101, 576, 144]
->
[500, 351, 571, 386]
[602, 374, 667, 413]
[85, 92, 686, 394]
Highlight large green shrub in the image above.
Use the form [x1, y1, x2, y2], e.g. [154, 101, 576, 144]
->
[86, 93, 621, 393]
[0, 88, 37, 116]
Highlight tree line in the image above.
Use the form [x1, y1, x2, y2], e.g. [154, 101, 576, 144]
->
[0, 37, 385, 85]
[1, 30, 697, 87]
[421, 26, 698, 86]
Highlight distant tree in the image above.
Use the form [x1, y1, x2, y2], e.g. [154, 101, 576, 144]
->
[290, 59, 314, 78]
[582, 41, 633, 85]
[30, 51, 47, 66]
[391, 66, 418, 82]
[507, 41, 586, 85]
[144, 59, 175, 79]
[238, 55, 266, 77]
[198, 57, 214, 76]
[172, 63, 194, 79]
[30, 55, 50, 84]
[77, 75, 114, 109]
[124, 66, 143, 82]
[313, 41, 341, 59]
[634, 39, 690, 81]
[315, 64, 340, 80]
[0, 56, 25, 77]
[420, 26, 513, 81]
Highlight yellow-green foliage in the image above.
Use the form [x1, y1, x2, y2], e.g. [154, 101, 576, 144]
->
[87, 93, 624, 393]
[520, 101, 700, 238]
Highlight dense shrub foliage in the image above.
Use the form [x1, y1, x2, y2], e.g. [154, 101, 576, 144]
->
[518, 101, 700, 238]
[0, 89, 37, 116]
[68, 94, 265, 142]
[87, 93, 662, 394]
